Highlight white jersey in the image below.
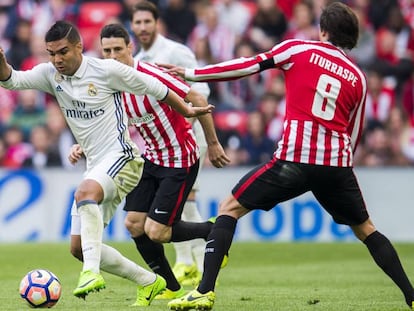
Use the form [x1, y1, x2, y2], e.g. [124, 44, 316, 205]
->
[135, 34, 209, 148]
[0, 56, 168, 170]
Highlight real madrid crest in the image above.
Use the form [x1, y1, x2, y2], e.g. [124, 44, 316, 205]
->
[88, 83, 97, 96]
[54, 72, 63, 83]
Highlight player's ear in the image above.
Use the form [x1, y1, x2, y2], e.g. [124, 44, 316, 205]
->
[127, 41, 134, 54]
[76, 41, 83, 52]
[319, 29, 329, 42]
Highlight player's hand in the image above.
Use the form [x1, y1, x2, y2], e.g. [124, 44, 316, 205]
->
[68, 144, 83, 164]
[157, 63, 186, 79]
[207, 142, 231, 168]
[0, 47, 12, 81]
[0, 47, 6, 60]
[185, 103, 215, 118]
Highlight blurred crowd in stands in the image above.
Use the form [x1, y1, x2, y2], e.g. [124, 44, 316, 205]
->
[1, 0, 414, 169]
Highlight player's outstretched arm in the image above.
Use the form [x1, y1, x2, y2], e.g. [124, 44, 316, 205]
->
[0, 47, 12, 81]
[163, 88, 214, 118]
[160, 54, 267, 83]
[157, 63, 186, 79]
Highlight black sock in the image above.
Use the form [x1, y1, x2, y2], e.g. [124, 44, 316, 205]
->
[364, 231, 414, 306]
[198, 215, 237, 294]
[170, 220, 213, 242]
[132, 235, 180, 291]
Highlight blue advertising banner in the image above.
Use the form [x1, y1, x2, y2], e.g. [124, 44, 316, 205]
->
[0, 167, 413, 242]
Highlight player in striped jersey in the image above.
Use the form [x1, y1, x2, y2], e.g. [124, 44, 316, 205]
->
[130, 0, 215, 291]
[102, 23, 229, 300]
[164, 3, 414, 310]
[69, 22, 229, 304]
[0, 20, 213, 304]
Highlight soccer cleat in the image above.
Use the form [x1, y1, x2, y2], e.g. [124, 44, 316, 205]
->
[73, 270, 106, 299]
[154, 286, 185, 300]
[220, 253, 229, 269]
[181, 271, 202, 287]
[207, 217, 216, 225]
[133, 274, 166, 306]
[173, 263, 199, 284]
[168, 289, 215, 311]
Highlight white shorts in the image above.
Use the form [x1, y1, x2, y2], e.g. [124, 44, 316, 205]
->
[192, 120, 207, 192]
[71, 154, 144, 234]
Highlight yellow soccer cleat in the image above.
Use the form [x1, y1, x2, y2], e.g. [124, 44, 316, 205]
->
[173, 263, 199, 284]
[168, 289, 215, 311]
[133, 274, 166, 306]
[155, 286, 185, 300]
[73, 270, 106, 299]
[181, 271, 202, 287]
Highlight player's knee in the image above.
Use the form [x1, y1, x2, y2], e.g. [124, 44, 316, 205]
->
[74, 180, 103, 202]
[145, 224, 170, 243]
[74, 188, 92, 202]
[124, 217, 144, 236]
[187, 190, 196, 201]
[351, 218, 376, 241]
[218, 195, 246, 219]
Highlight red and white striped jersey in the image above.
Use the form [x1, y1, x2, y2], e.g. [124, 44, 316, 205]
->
[185, 39, 367, 167]
[123, 60, 199, 168]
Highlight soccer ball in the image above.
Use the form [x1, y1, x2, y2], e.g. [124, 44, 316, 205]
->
[19, 269, 62, 308]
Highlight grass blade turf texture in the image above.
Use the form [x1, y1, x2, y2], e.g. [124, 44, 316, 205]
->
[1, 242, 413, 311]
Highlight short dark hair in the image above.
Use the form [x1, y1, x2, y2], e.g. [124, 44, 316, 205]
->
[100, 23, 131, 45]
[319, 2, 359, 50]
[132, 0, 159, 20]
[45, 20, 81, 44]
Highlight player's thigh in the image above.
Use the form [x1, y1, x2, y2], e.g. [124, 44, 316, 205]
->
[148, 161, 199, 226]
[311, 167, 368, 225]
[232, 159, 309, 211]
[86, 155, 143, 203]
[86, 156, 144, 225]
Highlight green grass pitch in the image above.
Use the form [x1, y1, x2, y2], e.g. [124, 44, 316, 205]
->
[1, 242, 413, 311]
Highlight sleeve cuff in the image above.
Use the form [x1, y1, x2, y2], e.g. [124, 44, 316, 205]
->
[184, 68, 195, 79]
[160, 88, 169, 101]
[0, 70, 12, 82]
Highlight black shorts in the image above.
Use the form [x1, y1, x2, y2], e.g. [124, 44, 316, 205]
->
[232, 158, 369, 226]
[124, 158, 199, 226]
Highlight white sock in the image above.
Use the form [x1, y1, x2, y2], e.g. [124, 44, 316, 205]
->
[78, 201, 103, 274]
[173, 241, 193, 266]
[173, 200, 205, 267]
[100, 244, 156, 286]
[192, 240, 206, 272]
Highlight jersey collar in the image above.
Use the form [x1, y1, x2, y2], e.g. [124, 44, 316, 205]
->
[140, 34, 164, 60]
[64, 55, 87, 80]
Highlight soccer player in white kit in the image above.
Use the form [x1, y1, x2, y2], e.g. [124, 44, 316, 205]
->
[163, 3, 414, 310]
[0, 20, 213, 305]
[130, 0, 216, 291]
